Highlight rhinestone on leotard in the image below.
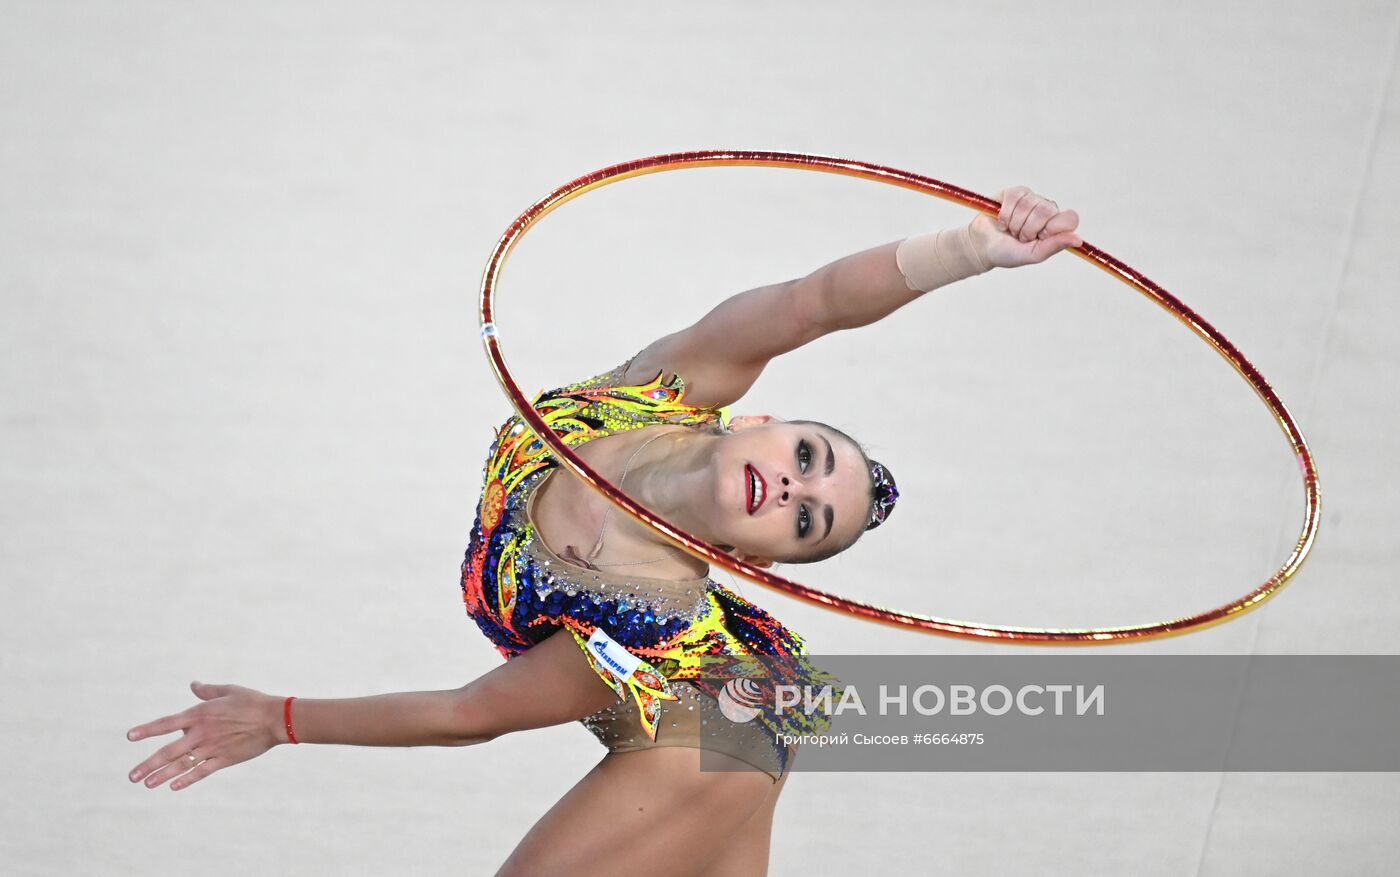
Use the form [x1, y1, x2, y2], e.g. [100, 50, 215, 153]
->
[459, 355, 834, 772]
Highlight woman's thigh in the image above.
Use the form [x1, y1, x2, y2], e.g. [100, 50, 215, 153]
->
[496, 746, 776, 877]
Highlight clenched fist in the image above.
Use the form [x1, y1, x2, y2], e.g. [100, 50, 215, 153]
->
[970, 186, 1083, 269]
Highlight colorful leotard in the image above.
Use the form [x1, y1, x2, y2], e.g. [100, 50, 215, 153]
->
[459, 356, 832, 779]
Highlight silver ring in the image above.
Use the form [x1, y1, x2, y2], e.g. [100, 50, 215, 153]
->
[186, 752, 199, 765]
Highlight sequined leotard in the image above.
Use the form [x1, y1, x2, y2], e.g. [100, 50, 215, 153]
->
[460, 355, 828, 780]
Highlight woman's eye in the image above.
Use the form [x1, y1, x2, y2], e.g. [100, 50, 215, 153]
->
[797, 440, 811, 473]
[797, 505, 810, 538]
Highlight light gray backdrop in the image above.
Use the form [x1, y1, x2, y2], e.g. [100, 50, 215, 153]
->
[3, 1, 1397, 874]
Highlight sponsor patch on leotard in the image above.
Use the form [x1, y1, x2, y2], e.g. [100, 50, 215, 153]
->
[586, 628, 642, 682]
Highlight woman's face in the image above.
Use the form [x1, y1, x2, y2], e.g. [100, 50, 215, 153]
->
[703, 416, 871, 564]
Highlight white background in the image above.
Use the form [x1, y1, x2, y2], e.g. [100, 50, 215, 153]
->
[3, 2, 1397, 874]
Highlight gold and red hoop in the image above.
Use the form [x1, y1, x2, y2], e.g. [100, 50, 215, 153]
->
[477, 150, 1320, 644]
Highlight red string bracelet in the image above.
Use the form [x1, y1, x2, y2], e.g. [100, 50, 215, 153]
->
[284, 696, 299, 744]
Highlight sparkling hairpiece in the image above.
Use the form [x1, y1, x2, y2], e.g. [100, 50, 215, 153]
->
[865, 460, 899, 530]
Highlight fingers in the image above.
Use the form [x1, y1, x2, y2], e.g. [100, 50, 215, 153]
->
[1010, 198, 1047, 241]
[997, 186, 1030, 230]
[127, 708, 190, 742]
[169, 756, 222, 790]
[997, 186, 1049, 239]
[192, 680, 229, 701]
[127, 684, 206, 786]
[140, 751, 222, 791]
[996, 187, 1076, 244]
[1029, 231, 1083, 262]
[1042, 209, 1080, 238]
[138, 754, 191, 789]
[130, 734, 197, 786]
[127, 683, 258, 791]
[127, 683, 224, 741]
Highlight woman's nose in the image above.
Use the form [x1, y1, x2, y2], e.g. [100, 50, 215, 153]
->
[777, 474, 804, 504]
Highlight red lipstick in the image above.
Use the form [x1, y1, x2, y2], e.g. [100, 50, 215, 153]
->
[745, 463, 768, 514]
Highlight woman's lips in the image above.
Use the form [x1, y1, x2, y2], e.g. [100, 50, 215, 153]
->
[745, 463, 768, 515]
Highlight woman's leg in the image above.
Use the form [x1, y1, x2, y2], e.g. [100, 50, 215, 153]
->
[495, 746, 776, 877]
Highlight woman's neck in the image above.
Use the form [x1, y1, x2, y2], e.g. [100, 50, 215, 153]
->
[610, 426, 720, 548]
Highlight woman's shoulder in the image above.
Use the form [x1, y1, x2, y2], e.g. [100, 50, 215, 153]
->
[533, 352, 731, 430]
[545, 351, 677, 399]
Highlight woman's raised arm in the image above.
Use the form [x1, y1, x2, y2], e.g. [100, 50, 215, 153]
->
[624, 186, 1081, 410]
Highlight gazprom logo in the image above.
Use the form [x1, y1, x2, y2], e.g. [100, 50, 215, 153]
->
[592, 640, 628, 675]
[586, 629, 642, 682]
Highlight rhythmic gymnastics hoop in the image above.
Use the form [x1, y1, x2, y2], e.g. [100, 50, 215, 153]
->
[477, 150, 1320, 644]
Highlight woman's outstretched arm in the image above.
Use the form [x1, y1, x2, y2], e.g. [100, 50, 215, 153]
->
[624, 186, 1082, 409]
[790, 186, 1082, 332]
[126, 630, 619, 790]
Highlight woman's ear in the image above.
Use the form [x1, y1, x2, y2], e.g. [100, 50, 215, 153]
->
[728, 414, 776, 432]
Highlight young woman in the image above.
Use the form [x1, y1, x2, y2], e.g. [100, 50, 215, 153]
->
[127, 186, 1082, 876]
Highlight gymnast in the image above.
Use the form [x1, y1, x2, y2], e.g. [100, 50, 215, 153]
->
[127, 185, 1082, 876]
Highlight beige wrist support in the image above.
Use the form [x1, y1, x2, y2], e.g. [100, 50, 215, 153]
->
[894, 224, 991, 292]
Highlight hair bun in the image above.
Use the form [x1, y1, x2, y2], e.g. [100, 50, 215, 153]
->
[865, 461, 899, 530]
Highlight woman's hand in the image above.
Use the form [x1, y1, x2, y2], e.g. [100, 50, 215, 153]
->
[127, 681, 285, 791]
[969, 186, 1083, 269]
